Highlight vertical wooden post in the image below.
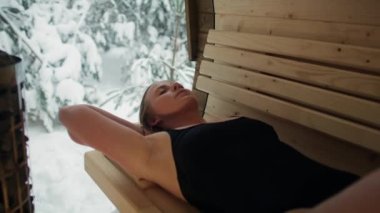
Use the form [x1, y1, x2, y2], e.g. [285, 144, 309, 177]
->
[185, 0, 199, 61]
[0, 51, 34, 212]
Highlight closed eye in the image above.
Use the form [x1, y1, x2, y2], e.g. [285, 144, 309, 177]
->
[158, 86, 168, 95]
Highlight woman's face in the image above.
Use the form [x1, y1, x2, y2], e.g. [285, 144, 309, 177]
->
[145, 81, 198, 123]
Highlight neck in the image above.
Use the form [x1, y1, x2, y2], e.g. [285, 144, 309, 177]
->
[161, 111, 205, 130]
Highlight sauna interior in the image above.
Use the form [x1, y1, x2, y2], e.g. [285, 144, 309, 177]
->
[85, 0, 380, 212]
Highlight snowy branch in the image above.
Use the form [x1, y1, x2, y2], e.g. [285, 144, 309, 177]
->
[71, 2, 91, 45]
[0, 8, 43, 63]
[161, 58, 175, 70]
[99, 85, 145, 107]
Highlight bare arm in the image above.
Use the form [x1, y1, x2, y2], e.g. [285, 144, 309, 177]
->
[287, 168, 380, 213]
[309, 168, 380, 213]
[59, 104, 152, 178]
[85, 105, 145, 135]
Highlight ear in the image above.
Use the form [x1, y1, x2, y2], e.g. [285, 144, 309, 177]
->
[147, 116, 160, 128]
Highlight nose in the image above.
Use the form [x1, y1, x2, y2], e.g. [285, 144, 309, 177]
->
[171, 82, 183, 91]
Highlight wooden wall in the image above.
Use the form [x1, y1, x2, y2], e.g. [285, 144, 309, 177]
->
[185, 0, 215, 113]
[187, 0, 380, 176]
[82, 2, 380, 212]
[214, 0, 380, 48]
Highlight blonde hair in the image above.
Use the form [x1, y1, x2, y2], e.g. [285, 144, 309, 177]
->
[139, 85, 164, 132]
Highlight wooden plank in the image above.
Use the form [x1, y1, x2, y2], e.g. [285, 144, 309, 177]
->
[196, 76, 380, 153]
[84, 151, 160, 213]
[143, 187, 199, 213]
[195, 56, 203, 71]
[204, 95, 380, 176]
[214, 0, 380, 26]
[203, 44, 380, 101]
[85, 151, 198, 213]
[208, 30, 380, 74]
[196, 0, 214, 13]
[215, 15, 380, 49]
[200, 61, 380, 128]
[198, 13, 214, 33]
[203, 112, 220, 122]
[192, 56, 208, 88]
[192, 57, 209, 114]
[192, 88, 208, 116]
[185, 0, 198, 60]
[198, 32, 208, 53]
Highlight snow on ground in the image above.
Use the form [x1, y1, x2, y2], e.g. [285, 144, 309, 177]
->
[27, 124, 116, 213]
[26, 50, 131, 213]
[25, 38, 192, 212]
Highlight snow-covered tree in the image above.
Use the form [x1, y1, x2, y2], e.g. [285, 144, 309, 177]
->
[96, 0, 195, 113]
[0, 0, 102, 131]
[0, 0, 195, 131]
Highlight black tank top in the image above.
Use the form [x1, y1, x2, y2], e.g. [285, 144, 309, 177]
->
[166, 117, 357, 213]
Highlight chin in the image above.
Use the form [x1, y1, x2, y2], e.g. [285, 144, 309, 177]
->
[184, 95, 198, 106]
[184, 99, 199, 113]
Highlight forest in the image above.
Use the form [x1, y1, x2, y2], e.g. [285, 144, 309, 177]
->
[0, 0, 194, 131]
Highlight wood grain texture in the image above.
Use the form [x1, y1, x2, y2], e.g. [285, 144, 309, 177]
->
[208, 30, 380, 74]
[185, 0, 198, 60]
[214, 0, 380, 26]
[204, 95, 380, 176]
[192, 57, 210, 114]
[199, 13, 214, 33]
[192, 88, 209, 116]
[196, 0, 214, 13]
[85, 151, 199, 213]
[186, 0, 215, 60]
[203, 112, 221, 122]
[196, 76, 380, 153]
[203, 44, 380, 101]
[84, 151, 160, 213]
[198, 33, 208, 53]
[215, 15, 380, 49]
[200, 60, 380, 128]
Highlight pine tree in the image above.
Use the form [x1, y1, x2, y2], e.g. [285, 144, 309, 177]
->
[97, 0, 195, 114]
[0, 0, 195, 130]
[0, 0, 103, 131]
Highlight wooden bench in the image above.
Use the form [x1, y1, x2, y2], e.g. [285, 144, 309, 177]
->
[85, 0, 380, 211]
[197, 30, 380, 176]
[84, 150, 198, 213]
[85, 29, 380, 212]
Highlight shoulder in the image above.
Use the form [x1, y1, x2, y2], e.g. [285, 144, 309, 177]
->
[143, 131, 178, 179]
[144, 131, 173, 162]
[145, 131, 172, 143]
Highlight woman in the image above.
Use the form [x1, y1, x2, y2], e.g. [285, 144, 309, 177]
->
[60, 80, 380, 213]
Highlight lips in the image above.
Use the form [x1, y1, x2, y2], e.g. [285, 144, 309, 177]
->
[175, 89, 190, 98]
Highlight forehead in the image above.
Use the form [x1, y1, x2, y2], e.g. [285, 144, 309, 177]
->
[146, 80, 172, 98]
[151, 80, 172, 91]
[153, 80, 172, 88]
